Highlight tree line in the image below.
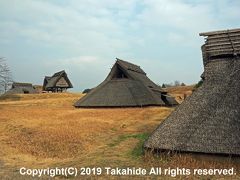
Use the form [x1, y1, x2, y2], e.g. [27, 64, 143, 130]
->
[161, 80, 186, 88]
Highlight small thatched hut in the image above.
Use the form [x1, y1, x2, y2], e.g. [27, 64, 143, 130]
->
[42, 70, 73, 92]
[82, 88, 92, 94]
[144, 28, 240, 156]
[74, 58, 178, 107]
[5, 82, 37, 94]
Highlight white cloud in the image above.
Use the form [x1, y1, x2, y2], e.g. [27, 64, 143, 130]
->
[44, 56, 108, 68]
[0, 0, 239, 90]
[167, 32, 185, 44]
[1, 0, 132, 56]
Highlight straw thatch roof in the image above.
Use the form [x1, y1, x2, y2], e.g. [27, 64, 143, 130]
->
[200, 28, 240, 66]
[4, 82, 37, 94]
[74, 58, 178, 107]
[144, 28, 240, 156]
[42, 70, 73, 92]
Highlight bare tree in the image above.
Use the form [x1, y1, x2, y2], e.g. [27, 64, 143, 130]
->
[0, 58, 13, 93]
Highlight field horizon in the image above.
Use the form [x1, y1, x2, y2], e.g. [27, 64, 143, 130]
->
[0, 85, 239, 179]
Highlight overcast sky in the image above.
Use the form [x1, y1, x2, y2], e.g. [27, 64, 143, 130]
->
[0, 0, 239, 91]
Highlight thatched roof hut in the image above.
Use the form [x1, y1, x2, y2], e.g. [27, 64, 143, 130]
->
[5, 82, 37, 94]
[144, 28, 240, 156]
[74, 58, 178, 107]
[42, 70, 73, 92]
[82, 88, 92, 94]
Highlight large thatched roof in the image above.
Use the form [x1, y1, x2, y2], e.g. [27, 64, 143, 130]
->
[5, 82, 37, 94]
[74, 58, 178, 107]
[42, 70, 73, 91]
[144, 28, 240, 156]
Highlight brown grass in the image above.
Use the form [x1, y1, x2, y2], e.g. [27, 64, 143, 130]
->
[0, 87, 239, 179]
[166, 85, 194, 103]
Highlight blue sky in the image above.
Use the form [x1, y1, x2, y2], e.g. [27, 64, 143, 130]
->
[0, 0, 239, 91]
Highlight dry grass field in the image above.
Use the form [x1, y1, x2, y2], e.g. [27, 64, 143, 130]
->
[0, 86, 239, 179]
[166, 85, 194, 103]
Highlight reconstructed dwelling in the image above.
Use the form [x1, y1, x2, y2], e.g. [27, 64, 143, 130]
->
[74, 58, 178, 107]
[5, 82, 38, 94]
[144, 28, 240, 156]
[43, 70, 73, 92]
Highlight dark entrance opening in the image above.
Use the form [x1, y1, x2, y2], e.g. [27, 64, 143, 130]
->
[112, 65, 128, 79]
[23, 90, 29, 94]
[161, 93, 170, 106]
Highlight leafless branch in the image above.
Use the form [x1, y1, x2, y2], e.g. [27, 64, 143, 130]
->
[0, 58, 13, 93]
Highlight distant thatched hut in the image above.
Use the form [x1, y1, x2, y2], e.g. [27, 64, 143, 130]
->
[33, 85, 43, 93]
[144, 28, 240, 156]
[82, 88, 92, 94]
[42, 70, 73, 92]
[74, 58, 178, 107]
[5, 82, 37, 94]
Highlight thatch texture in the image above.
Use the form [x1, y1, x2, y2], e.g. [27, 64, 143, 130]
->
[200, 28, 240, 58]
[74, 58, 178, 107]
[5, 82, 37, 94]
[42, 70, 73, 92]
[144, 28, 240, 156]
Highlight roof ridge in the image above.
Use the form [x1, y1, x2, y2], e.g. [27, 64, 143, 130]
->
[52, 70, 66, 77]
[116, 58, 146, 75]
[116, 58, 140, 67]
[200, 28, 240, 36]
